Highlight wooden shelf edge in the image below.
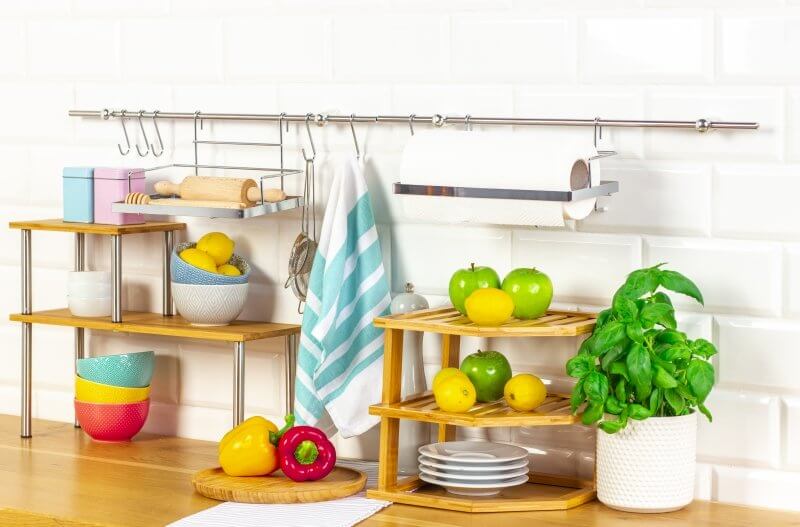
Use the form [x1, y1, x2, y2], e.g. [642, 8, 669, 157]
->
[369, 392, 579, 427]
[9, 218, 186, 235]
[374, 307, 596, 338]
[10, 309, 299, 342]
[367, 475, 596, 513]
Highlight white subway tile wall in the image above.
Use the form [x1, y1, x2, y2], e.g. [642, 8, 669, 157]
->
[1, 1, 797, 512]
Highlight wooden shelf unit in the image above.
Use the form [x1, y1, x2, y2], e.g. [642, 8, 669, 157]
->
[366, 307, 597, 513]
[10, 219, 299, 439]
[10, 309, 298, 343]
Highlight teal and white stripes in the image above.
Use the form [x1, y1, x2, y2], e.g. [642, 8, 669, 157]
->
[294, 158, 390, 438]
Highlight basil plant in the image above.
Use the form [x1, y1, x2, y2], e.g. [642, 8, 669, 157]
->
[566, 264, 717, 434]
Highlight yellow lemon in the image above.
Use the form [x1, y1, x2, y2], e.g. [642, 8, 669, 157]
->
[464, 288, 514, 326]
[179, 248, 218, 273]
[504, 373, 547, 412]
[217, 264, 242, 276]
[434, 375, 476, 413]
[197, 232, 235, 266]
[432, 367, 468, 392]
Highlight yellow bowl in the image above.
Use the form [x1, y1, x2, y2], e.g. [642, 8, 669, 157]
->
[75, 375, 150, 404]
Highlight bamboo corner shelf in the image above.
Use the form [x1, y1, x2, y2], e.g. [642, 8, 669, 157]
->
[366, 307, 598, 513]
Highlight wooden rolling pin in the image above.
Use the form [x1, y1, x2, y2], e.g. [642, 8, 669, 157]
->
[153, 176, 287, 206]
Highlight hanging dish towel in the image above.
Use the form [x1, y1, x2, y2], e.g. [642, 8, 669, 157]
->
[295, 157, 391, 438]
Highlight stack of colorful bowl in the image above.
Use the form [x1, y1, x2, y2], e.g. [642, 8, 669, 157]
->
[74, 351, 154, 442]
[171, 240, 251, 327]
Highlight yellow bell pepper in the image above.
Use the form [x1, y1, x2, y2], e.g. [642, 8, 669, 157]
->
[218, 415, 294, 477]
[219, 416, 277, 477]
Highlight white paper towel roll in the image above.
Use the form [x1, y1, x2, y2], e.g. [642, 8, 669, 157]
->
[399, 131, 600, 227]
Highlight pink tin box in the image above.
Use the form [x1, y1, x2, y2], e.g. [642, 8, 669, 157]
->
[93, 168, 145, 225]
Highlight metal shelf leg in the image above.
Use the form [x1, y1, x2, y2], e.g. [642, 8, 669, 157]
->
[21, 229, 32, 438]
[285, 333, 298, 415]
[74, 233, 85, 428]
[162, 231, 173, 316]
[111, 234, 122, 323]
[233, 342, 245, 427]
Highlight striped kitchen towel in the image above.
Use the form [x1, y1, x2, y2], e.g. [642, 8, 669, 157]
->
[294, 156, 391, 438]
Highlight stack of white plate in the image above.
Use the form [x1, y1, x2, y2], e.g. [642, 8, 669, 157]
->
[418, 441, 530, 497]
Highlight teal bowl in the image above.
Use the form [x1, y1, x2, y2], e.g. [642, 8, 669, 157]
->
[76, 351, 155, 388]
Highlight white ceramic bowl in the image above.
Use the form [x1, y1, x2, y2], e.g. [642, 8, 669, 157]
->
[68, 296, 111, 317]
[171, 282, 249, 326]
[69, 271, 112, 299]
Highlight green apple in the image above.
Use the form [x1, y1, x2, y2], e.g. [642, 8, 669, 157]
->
[460, 350, 512, 403]
[501, 267, 553, 319]
[448, 263, 501, 315]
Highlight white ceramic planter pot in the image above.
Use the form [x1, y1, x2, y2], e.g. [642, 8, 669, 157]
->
[596, 412, 696, 513]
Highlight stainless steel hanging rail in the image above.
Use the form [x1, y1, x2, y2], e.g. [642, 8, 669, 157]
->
[69, 109, 759, 132]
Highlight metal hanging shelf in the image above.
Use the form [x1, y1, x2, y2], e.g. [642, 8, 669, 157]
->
[112, 194, 304, 219]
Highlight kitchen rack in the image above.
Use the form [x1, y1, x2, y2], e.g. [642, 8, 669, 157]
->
[9, 219, 300, 438]
[366, 306, 598, 513]
[69, 109, 759, 214]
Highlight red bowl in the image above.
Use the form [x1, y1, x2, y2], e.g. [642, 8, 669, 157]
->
[74, 398, 150, 442]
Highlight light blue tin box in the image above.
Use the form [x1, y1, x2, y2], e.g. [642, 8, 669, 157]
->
[62, 167, 94, 223]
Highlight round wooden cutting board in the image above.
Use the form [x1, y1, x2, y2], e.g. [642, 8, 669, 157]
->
[192, 466, 367, 504]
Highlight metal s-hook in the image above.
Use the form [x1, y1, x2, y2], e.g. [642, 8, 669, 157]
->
[589, 116, 617, 161]
[349, 114, 361, 160]
[117, 110, 132, 156]
[408, 114, 415, 136]
[301, 113, 316, 162]
[151, 110, 165, 157]
[465, 114, 472, 131]
[135, 110, 151, 157]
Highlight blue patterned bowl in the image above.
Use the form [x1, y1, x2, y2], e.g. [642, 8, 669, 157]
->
[76, 351, 155, 388]
[171, 242, 250, 285]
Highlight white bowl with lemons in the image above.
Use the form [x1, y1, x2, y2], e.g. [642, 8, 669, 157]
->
[171, 232, 250, 326]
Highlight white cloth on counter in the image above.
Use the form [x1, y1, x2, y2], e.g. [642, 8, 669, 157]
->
[294, 156, 391, 438]
[166, 496, 391, 527]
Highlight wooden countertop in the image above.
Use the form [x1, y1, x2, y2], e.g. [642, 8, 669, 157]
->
[0, 415, 798, 527]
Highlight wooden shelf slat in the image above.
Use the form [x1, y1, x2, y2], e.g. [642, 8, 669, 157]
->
[9, 308, 299, 342]
[9, 219, 185, 235]
[369, 392, 578, 427]
[373, 308, 596, 337]
[366, 474, 596, 513]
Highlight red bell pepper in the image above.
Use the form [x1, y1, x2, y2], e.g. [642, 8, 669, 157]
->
[278, 425, 336, 482]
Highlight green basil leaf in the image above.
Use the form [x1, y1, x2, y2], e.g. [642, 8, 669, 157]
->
[626, 342, 652, 400]
[600, 344, 625, 372]
[584, 371, 609, 403]
[655, 329, 686, 345]
[639, 302, 676, 330]
[578, 335, 595, 356]
[619, 268, 661, 300]
[687, 359, 715, 403]
[604, 394, 623, 415]
[615, 379, 627, 403]
[659, 270, 704, 305]
[595, 309, 612, 330]
[652, 291, 673, 306]
[570, 378, 586, 414]
[626, 320, 644, 343]
[599, 418, 625, 434]
[613, 293, 639, 322]
[581, 402, 604, 425]
[609, 361, 629, 381]
[698, 402, 713, 423]
[590, 321, 627, 355]
[653, 365, 678, 389]
[661, 343, 692, 363]
[690, 338, 718, 359]
[566, 353, 595, 379]
[628, 403, 651, 420]
[654, 357, 677, 375]
[676, 382, 696, 404]
[649, 387, 661, 414]
[664, 388, 685, 414]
